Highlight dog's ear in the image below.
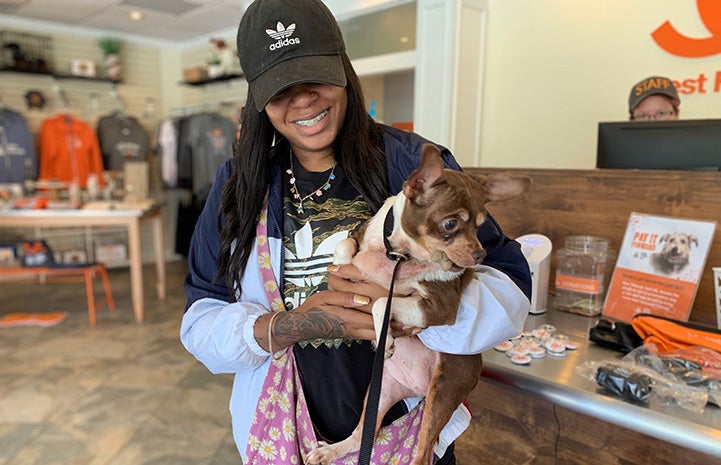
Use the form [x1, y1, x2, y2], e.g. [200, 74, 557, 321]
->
[483, 173, 531, 202]
[689, 234, 698, 247]
[659, 234, 669, 243]
[403, 144, 444, 200]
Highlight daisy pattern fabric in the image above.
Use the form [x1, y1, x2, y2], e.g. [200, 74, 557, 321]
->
[245, 349, 425, 465]
[246, 195, 425, 464]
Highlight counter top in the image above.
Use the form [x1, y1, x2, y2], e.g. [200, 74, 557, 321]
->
[481, 310, 721, 458]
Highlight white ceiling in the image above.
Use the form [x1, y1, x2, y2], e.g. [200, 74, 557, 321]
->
[0, 0, 413, 46]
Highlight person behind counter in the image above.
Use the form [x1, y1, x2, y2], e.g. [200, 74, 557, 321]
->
[628, 75, 680, 121]
[179, 0, 532, 463]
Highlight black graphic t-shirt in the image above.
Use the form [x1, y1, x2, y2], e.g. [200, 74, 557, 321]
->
[282, 156, 405, 442]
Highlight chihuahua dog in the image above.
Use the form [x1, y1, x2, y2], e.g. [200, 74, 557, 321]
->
[651, 232, 698, 277]
[306, 144, 530, 465]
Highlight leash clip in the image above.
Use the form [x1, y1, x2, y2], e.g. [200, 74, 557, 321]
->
[385, 249, 408, 262]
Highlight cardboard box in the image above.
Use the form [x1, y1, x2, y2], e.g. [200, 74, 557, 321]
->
[63, 250, 88, 265]
[183, 66, 207, 82]
[71, 59, 96, 78]
[96, 243, 127, 263]
[123, 161, 150, 202]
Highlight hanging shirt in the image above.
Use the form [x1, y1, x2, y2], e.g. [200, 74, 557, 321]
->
[178, 112, 236, 199]
[39, 114, 105, 188]
[156, 117, 179, 187]
[0, 108, 36, 183]
[96, 111, 150, 171]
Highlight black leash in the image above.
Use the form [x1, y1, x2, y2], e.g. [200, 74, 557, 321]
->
[358, 206, 406, 465]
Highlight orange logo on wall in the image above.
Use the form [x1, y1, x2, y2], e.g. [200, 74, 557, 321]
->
[652, 0, 721, 57]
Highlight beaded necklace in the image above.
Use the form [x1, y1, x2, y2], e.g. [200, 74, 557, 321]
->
[286, 151, 336, 214]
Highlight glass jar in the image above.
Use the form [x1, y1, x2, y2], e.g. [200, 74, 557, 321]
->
[554, 236, 613, 316]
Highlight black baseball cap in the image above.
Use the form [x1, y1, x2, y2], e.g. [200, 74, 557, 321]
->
[237, 0, 347, 111]
[628, 75, 680, 114]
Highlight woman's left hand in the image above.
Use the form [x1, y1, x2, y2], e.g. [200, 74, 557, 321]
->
[327, 264, 388, 311]
[328, 263, 423, 338]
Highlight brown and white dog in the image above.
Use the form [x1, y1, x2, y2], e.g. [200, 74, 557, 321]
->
[306, 144, 530, 465]
[651, 232, 698, 276]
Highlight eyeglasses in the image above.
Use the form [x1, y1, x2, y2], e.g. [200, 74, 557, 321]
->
[632, 110, 676, 121]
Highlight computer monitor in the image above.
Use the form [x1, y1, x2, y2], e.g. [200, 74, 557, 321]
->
[596, 119, 721, 171]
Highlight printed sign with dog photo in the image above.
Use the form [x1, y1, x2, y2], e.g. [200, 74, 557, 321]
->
[603, 212, 716, 323]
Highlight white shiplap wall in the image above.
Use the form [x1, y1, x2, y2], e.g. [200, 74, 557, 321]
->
[2, 31, 163, 136]
[0, 30, 175, 265]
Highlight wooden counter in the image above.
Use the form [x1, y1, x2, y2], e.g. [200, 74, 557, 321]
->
[465, 167, 721, 326]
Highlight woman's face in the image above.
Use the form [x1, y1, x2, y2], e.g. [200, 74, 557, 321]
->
[265, 82, 347, 161]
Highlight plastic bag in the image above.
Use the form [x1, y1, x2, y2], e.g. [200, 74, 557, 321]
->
[649, 346, 721, 407]
[575, 344, 709, 414]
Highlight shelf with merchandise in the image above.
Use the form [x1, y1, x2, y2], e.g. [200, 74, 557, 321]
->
[0, 67, 122, 84]
[180, 72, 245, 87]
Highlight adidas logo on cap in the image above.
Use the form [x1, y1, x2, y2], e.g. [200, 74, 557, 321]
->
[266, 21, 300, 50]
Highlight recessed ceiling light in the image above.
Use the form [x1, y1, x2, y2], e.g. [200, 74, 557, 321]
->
[129, 10, 144, 21]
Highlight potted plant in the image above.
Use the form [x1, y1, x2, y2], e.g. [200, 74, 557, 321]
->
[206, 53, 223, 79]
[98, 37, 123, 82]
[207, 38, 234, 78]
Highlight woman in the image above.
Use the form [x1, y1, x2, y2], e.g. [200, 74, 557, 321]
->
[180, 0, 531, 463]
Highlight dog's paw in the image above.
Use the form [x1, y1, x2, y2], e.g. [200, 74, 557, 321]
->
[333, 238, 357, 265]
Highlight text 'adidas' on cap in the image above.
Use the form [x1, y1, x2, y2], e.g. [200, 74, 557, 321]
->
[237, 0, 347, 111]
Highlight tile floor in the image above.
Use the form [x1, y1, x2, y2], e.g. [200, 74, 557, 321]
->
[0, 261, 238, 465]
[0, 260, 486, 465]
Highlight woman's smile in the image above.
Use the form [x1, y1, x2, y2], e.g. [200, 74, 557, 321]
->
[294, 109, 329, 127]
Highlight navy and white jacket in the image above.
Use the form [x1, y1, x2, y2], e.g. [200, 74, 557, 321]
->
[180, 126, 531, 460]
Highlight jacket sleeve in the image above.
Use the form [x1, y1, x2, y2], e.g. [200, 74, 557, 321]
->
[418, 265, 529, 354]
[180, 161, 273, 373]
[180, 298, 271, 373]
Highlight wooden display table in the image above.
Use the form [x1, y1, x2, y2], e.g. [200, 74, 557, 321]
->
[0, 204, 166, 323]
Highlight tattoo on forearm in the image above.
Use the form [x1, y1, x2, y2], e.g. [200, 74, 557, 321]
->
[275, 307, 346, 341]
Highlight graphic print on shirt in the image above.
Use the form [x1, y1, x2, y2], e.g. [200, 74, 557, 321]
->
[208, 128, 228, 152]
[282, 168, 372, 349]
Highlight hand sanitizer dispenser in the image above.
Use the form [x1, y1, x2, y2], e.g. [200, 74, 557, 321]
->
[517, 234, 552, 314]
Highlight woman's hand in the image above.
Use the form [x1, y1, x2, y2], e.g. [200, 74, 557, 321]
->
[327, 263, 388, 312]
[328, 263, 423, 338]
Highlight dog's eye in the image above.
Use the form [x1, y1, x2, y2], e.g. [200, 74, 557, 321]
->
[442, 219, 457, 231]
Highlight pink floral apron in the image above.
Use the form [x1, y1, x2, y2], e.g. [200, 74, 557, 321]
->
[245, 195, 424, 465]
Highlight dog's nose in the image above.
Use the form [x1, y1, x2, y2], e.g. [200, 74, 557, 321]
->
[472, 249, 486, 263]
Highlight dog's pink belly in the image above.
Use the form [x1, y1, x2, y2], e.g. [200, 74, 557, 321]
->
[384, 336, 436, 396]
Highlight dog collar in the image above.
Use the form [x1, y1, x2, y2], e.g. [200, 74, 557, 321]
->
[383, 206, 408, 262]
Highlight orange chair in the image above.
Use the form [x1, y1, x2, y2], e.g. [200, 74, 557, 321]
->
[0, 241, 115, 326]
